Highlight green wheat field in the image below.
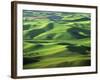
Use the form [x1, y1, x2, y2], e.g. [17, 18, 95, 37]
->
[23, 10, 91, 69]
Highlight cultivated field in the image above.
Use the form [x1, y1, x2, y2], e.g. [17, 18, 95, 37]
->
[23, 10, 91, 69]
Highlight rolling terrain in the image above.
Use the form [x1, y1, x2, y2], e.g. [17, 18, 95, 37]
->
[23, 10, 91, 69]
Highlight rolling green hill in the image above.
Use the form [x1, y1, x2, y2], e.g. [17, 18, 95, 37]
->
[23, 10, 91, 69]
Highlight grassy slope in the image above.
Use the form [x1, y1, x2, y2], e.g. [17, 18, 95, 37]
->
[24, 54, 90, 69]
